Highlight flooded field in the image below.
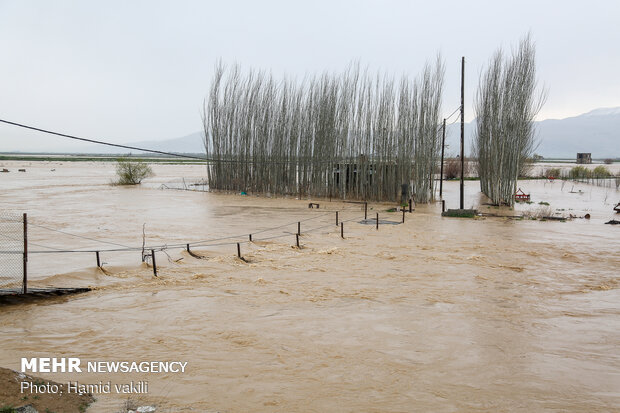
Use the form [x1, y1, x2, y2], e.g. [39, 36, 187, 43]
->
[1, 161, 619, 412]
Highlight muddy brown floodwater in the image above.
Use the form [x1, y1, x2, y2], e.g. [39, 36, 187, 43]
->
[1, 161, 619, 412]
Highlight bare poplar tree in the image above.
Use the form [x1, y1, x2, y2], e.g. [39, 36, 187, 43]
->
[473, 34, 546, 205]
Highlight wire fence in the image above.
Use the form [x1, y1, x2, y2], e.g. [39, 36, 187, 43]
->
[562, 176, 620, 189]
[2, 201, 411, 282]
[0, 211, 24, 290]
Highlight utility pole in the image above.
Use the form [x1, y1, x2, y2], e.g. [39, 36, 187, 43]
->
[23, 213, 27, 294]
[439, 118, 446, 198]
[460, 56, 465, 209]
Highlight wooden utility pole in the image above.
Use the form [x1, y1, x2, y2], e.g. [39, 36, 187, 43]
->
[460, 56, 465, 210]
[439, 118, 446, 198]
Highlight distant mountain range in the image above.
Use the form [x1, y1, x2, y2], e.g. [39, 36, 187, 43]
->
[124, 132, 205, 154]
[534, 107, 620, 158]
[4, 107, 618, 158]
[443, 107, 619, 159]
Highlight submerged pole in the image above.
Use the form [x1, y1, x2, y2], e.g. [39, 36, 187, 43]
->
[341, 222, 344, 238]
[96, 251, 101, 268]
[151, 249, 157, 277]
[376, 212, 379, 230]
[336, 211, 339, 226]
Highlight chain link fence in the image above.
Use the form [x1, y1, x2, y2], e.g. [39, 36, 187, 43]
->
[0, 211, 24, 291]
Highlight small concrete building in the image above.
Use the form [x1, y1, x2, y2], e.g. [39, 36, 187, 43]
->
[577, 153, 592, 164]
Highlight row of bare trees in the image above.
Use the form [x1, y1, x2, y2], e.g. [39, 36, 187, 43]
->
[203, 60, 444, 202]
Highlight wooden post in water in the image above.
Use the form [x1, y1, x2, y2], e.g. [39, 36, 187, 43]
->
[237, 243, 241, 259]
[336, 211, 339, 226]
[151, 249, 157, 277]
[249, 234, 252, 242]
[402, 209, 406, 223]
[364, 202, 368, 220]
[340, 222, 344, 238]
[442, 200, 446, 213]
[186, 244, 190, 254]
[297, 221, 301, 236]
[409, 199, 412, 213]
[376, 213, 379, 230]
[96, 251, 101, 268]
[296, 233, 300, 248]
[23, 213, 27, 294]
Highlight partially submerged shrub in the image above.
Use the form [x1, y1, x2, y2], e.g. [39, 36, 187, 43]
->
[544, 167, 561, 178]
[443, 157, 461, 179]
[604, 158, 613, 165]
[443, 157, 476, 179]
[523, 205, 554, 219]
[115, 158, 154, 185]
[569, 165, 590, 179]
[592, 165, 611, 177]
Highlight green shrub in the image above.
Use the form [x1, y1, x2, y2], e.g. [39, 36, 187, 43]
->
[569, 166, 591, 179]
[592, 165, 611, 177]
[115, 158, 154, 185]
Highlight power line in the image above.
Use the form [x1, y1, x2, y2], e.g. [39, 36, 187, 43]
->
[1, 117, 457, 164]
[444, 105, 462, 122]
[0, 118, 209, 162]
[30, 222, 133, 249]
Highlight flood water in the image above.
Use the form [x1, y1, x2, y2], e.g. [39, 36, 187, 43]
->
[1, 161, 619, 412]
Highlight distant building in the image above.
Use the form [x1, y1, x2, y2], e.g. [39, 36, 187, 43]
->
[576, 153, 592, 164]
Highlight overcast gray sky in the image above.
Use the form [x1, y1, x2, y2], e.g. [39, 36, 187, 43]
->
[1, 0, 619, 152]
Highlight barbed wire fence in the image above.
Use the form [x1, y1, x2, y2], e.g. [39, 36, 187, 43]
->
[0, 211, 26, 292]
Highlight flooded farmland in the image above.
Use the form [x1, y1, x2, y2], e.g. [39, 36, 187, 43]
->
[1, 161, 619, 412]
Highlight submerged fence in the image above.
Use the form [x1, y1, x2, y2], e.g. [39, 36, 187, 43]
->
[0, 212, 26, 292]
[2, 202, 412, 282]
[562, 176, 620, 190]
